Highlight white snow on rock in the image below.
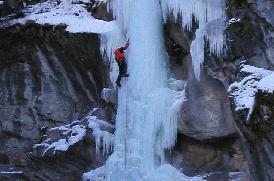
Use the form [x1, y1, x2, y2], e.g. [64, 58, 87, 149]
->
[14, 0, 116, 33]
[228, 18, 242, 26]
[0, 171, 23, 174]
[34, 109, 114, 156]
[228, 65, 274, 120]
[34, 124, 86, 155]
[101, 88, 117, 104]
[0, 1, 3, 5]
[257, 73, 274, 93]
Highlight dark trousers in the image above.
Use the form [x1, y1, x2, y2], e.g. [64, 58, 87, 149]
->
[116, 60, 127, 83]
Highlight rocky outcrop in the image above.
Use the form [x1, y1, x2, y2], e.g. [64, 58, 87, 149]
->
[164, 20, 237, 141]
[0, 22, 114, 180]
[164, 0, 274, 180]
[181, 72, 237, 141]
[168, 134, 249, 180]
[245, 90, 274, 180]
[226, 1, 274, 181]
[228, 64, 274, 181]
[164, 15, 242, 181]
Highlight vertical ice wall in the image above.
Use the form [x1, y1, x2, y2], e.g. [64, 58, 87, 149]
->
[161, 0, 226, 80]
[83, 0, 202, 180]
[103, 0, 186, 179]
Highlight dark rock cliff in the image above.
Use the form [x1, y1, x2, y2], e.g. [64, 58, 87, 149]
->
[0, 22, 113, 180]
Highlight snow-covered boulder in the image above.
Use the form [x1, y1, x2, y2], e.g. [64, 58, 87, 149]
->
[228, 65, 274, 123]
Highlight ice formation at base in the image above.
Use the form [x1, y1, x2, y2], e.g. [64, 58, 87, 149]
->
[84, 0, 202, 180]
[161, 0, 226, 80]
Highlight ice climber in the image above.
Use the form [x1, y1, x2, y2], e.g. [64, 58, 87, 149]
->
[114, 41, 129, 87]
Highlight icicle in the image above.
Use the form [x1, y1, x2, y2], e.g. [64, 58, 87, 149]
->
[160, 0, 226, 80]
[88, 116, 114, 155]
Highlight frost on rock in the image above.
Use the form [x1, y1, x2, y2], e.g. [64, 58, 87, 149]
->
[228, 18, 242, 26]
[161, 0, 226, 80]
[33, 108, 114, 156]
[101, 88, 117, 104]
[228, 65, 274, 121]
[9, 0, 116, 33]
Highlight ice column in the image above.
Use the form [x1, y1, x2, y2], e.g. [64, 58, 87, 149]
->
[161, 0, 226, 80]
[84, 0, 206, 180]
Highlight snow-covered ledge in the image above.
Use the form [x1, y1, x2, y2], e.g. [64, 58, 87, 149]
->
[33, 108, 115, 157]
[8, 0, 117, 34]
[228, 64, 274, 123]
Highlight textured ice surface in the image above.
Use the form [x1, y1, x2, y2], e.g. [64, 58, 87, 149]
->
[88, 116, 114, 155]
[84, 0, 201, 180]
[161, 0, 226, 80]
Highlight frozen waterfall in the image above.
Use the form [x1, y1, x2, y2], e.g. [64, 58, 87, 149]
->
[83, 0, 226, 180]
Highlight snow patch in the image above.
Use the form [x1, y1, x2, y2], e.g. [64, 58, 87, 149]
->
[14, 0, 116, 33]
[228, 18, 242, 26]
[34, 109, 114, 156]
[0, 1, 3, 5]
[257, 73, 274, 93]
[228, 65, 274, 120]
[0, 171, 23, 174]
[35, 124, 86, 155]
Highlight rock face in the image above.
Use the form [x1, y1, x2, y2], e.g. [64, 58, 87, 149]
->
[168, 135, 248, 180]
[0, 23, 114, 180]
[246, 91, 274, 180]
[164, 21, 237, 141]
[164, 19, 243, 181]
[181, 72, 237, 140]
[226, 1, 274, 180]
[165, 0, 274, 180]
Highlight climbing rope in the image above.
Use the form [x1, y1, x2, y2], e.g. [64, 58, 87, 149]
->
[124, 74, 129, 169]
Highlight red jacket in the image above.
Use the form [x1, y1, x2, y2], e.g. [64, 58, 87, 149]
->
[114, 43, 129, 62]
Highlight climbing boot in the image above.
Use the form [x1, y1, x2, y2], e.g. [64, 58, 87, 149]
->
[116, 81, 121, 87]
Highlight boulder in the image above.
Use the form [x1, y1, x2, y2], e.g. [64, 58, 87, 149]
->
[178, 73, 237, 140]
